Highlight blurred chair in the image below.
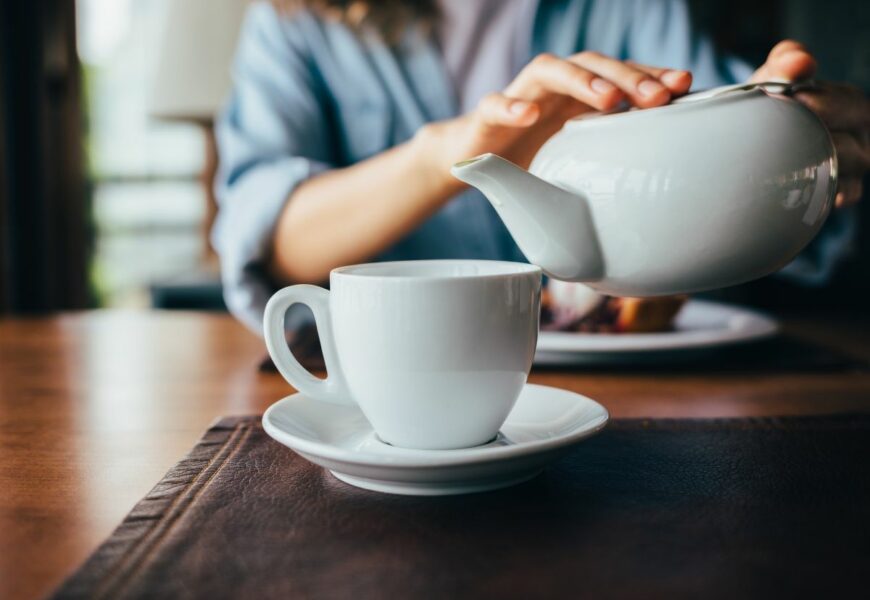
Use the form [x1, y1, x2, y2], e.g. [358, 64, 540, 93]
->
[149, 270, 227, 311]
[146, 0, 247, 310]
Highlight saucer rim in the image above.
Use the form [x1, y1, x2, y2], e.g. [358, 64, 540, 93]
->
[262, 383, 609, 469]
[329, 468, 544, 496]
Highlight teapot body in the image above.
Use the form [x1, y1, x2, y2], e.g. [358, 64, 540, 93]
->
[529, 88, 836, 295]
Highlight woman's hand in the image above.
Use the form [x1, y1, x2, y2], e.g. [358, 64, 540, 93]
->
[417, 52, 692, 193]
[751, 40, 870, 208]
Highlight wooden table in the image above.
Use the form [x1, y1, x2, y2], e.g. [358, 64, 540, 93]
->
[1, 310, 869, 600]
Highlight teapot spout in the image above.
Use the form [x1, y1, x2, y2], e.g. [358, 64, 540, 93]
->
[451, 153, 603, 281]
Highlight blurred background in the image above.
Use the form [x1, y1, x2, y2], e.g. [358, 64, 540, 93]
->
[0, 0, 868, 317]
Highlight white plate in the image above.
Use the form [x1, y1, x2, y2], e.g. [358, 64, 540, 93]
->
[263, 383, 609, 496]
[535, 299, 778, 366]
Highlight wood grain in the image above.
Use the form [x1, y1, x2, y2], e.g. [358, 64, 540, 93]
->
[1, 310, 869, 599]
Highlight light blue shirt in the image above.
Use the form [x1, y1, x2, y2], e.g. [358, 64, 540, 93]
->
[215, 0, 853, 333]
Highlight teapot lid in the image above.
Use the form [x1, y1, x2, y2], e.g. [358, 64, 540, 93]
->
[566, 80, 813, 124]
[671, 80, 814, 104]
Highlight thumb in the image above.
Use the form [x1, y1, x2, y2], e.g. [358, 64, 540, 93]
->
[750, 40, 817, 83]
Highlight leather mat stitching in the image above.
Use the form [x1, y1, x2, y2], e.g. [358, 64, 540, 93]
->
[93, 422, 251, 599]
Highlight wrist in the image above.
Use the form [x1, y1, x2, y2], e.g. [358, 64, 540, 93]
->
[410, 122, 467, 199]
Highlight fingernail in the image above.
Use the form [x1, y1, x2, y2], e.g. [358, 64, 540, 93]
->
[638, 79, 666, 97]
[510, 100, 532, 114]
[660, 70, 687, 87]
[591, 78, 616, 94]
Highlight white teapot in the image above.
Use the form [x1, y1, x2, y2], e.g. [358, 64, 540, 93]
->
[451, 82, 836, 296]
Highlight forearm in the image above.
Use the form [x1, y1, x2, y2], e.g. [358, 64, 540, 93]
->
[270, 134, 461, 283]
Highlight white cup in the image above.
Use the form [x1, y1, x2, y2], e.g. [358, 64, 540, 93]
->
[264, 260, 542, 450]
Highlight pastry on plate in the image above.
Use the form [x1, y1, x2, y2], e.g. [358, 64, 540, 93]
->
[541, 282, 686, 333]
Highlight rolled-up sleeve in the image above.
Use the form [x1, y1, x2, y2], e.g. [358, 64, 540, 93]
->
[213, 2, 334, 333]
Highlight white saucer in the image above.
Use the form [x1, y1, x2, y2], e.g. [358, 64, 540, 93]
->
[262, 384, 609, 496]
[535, 299, 778, 366]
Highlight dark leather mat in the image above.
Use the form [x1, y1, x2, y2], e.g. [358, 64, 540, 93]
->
[54, 415, 870, 599]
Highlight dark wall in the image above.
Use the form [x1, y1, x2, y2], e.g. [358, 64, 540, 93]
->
[0, 0, 91, 314]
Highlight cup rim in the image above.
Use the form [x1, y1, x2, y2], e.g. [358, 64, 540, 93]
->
[331, 259, 541, 282]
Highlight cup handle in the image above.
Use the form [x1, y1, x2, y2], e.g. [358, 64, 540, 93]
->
[263, 285, 352, 405]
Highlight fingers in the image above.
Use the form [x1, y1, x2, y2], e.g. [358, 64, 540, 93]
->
[829, 110, 867, 208]
[795, 84, 869, 210]
[770, 39, 808, 58]
[831, 131, 870, 177]
[625, 61, 693, 95]
[475, 92, 541, 128]
[507, 52, 695, 115]
[568, 52, 676, 107]
[751, 39, 817, 82]
[507, 53, 625, 111]
[835, 178, 863, 209]
[795, 83, 870, 131]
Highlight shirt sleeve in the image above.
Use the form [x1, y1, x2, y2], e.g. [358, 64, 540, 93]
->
[625, 0, 854, 286]
[213, 2, 334, 334]
[625, 0, 753, 87]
